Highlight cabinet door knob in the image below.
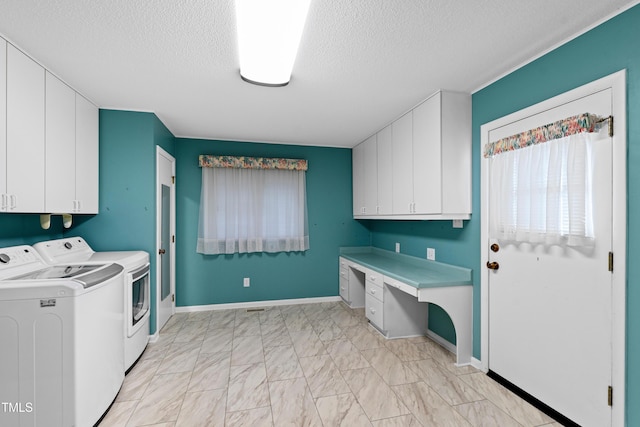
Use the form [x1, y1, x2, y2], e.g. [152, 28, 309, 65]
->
[370, 308, 376, 314]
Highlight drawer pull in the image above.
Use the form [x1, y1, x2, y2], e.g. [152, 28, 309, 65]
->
[341, 287, 345, 291]
[369, 308, 376, 314]
[371, 289, 376, 294]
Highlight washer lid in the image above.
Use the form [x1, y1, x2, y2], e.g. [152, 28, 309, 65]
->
[9, 263, 123, 289]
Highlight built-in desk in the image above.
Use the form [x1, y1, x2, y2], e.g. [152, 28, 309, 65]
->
[339, 247, 473, 366]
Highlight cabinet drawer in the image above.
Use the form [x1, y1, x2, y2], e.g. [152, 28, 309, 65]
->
[339, 277, 349, 302]
[339, 267, 348, 280]
[365, 281, 384, 303]
[365, 270, 383, 286]
[383, 275, 418, 297]
[339, 257, 349, 269]
[366, 295, 384, 329]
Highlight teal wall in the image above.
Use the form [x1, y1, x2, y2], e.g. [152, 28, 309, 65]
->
[370, 4, 640, 424]
[175, 137, 370, 306]
[0, 214, 63, 246]
[71, 110, 175, 334]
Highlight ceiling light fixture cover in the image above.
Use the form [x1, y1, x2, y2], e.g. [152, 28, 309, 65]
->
[235, 0, 311, 87]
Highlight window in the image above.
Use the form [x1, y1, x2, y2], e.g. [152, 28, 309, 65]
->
[196, 156, 309, 255]
[488, 124, 598, 247]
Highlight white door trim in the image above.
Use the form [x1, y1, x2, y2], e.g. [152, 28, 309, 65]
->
[156, 146, 176, 332]
[480, 70, 626, 425]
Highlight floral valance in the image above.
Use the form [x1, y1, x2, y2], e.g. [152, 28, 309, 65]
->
[484, 113, 601, 158]
[199, 155, 308, 171]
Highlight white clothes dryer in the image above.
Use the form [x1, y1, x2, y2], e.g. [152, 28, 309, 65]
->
[34, 237, 150, 371]
[0, 245, 124, 427]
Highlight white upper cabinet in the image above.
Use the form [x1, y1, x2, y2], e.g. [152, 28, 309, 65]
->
[376, 124, 393, 215]
[6, 44, 45, 213]
[362, 134, 377, 215]
[391, 112, 413, 214]
[45, 72, 76, 213]
[45, 74, 98, 214]
[75, 94, 99, 214]
[1, 39, 99, 215]
[352, 142, 364, 216]
[0, 39, 6, 211]
[353, 90, 471, 220]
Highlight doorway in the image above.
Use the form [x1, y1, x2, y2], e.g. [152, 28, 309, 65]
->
[480, 71, 626, 426]
[156, 146, 176, 333]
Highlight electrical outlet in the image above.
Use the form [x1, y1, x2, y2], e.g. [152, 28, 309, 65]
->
[395, 242, 400, 253]
[243, 277, 250, 287]
[427, 248, 435, 260]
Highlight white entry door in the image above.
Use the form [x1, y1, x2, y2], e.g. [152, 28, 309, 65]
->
[156, 147, 175, 332]
[486, 89, 612, 426]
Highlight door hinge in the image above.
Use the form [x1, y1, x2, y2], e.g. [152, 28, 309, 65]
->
[172, 234, 175, 243]
[172, 175, 175, 184]
[608, 252, 614, 272]
[172, 294, 175, 303]
[608, 385, 613, 406]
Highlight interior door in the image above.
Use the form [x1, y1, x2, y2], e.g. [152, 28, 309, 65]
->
[156, 147, 175, 332]
[487, 89, 612, 426]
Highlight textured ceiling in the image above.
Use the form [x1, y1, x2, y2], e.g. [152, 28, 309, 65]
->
[0, 0, 637, 148]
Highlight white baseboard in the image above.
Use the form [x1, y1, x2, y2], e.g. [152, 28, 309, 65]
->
[425, 329, 457, 354]
[148, 331, 159, 343]
[175, 296, 342, 313]
[470, 357, 485, 371]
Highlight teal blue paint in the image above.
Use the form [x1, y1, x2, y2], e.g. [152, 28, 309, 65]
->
[175, 138, 370, 306]
[0, 213, 63, 246]
[69, 110, 175, 335]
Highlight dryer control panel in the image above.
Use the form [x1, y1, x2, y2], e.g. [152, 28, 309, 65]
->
[0, 246, 46, 278]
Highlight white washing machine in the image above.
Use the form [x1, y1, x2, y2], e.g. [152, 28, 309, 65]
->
[34, 237, 150, 372]
[0, 245, 124, 427]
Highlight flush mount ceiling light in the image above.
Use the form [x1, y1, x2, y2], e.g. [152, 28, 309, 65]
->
[235, 0, 311, 87]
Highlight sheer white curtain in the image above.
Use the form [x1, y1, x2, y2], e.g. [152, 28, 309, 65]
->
[489, 132, 595, 246]
[197, 167, 309, 254]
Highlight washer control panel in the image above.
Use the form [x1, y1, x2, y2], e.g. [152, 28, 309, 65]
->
[0, 246, 44, 277]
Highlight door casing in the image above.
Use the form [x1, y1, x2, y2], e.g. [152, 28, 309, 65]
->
[156, 146, 176, 333]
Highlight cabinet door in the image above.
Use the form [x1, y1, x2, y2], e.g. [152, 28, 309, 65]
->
[45, 72, 76, 213]
[362, 134, 377, 215]
[352, 142, 365, 216]
[376, 125, 393, 215]
[391, 112, 413, 214]
[75, 94, 99, 213]
[412, 92, 442, 214]
[6, 45, 45, 213]
[0, 39, 6, 210]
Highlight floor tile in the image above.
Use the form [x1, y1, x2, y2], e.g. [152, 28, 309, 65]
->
[102, 303, 568, 427]
[175, 389, 226, 427]
[226, 407, 274, 427]
[341, 368, 410, 420]
[264, 344, 304, 381]
[231, 335, 264, 366]
[361, 347, 420, 386]
[325, 339, 371, 371]
[227, 363, 270, 412]
[269, 378, 323, 427]
[315, 393, 372, 427]
[127, 371, 190, 426]
[454, 399, 523, 427]
[392, 381, 472, 426]
[290, 329, 327, 357]
[299, 354, 351, 398]
[458, 373, 553, 426]
[188, 351, 231, 392]
[406, 358, 483, 405]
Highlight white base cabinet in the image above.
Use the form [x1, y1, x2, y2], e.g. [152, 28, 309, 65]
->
[353, 90, 471, 220]
[338, 257, 365, 308]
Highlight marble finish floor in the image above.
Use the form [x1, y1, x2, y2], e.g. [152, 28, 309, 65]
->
[99, 301, 564, 426]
